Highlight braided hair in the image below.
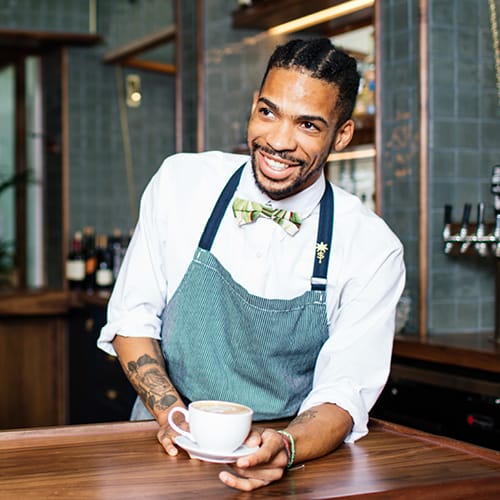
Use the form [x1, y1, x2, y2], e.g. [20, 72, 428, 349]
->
[260, 38, 360, 129]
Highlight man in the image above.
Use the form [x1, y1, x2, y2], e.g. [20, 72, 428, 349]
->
[98, 38, 405, 491]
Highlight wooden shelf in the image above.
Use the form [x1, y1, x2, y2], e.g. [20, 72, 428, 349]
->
[393, 333, 500, 374]
[0, 28, 102, 48]
[0, 289, 110, 316]
[103, 25, 176, 75]
[0, 28, 102, 68]
[0, 289, 70, 316]
[232, 0, 373, 35]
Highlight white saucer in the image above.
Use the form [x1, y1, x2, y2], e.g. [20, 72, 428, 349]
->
[174, 436, 259, 463]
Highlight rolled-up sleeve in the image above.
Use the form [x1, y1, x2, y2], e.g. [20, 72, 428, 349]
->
[97, 166, 168, 356]
[299, 233, 405, 443]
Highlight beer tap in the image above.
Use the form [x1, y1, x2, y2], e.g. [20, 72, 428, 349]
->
[459, 203, 472, 254]
[443, 204, 454, 254]
[492, 165, 500, 259]
[494, 214, 500, 258]
[475, 202, 488, 257]
[442, 166, 500, 344]
[492, 165, 500, 215]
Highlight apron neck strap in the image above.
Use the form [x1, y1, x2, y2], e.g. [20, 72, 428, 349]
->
[198, 165, 244, 250]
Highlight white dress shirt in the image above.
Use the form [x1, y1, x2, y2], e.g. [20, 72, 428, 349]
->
[98, 150, 406, 442]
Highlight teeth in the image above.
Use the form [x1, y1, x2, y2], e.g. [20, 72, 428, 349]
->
[266, 157, 288, 171]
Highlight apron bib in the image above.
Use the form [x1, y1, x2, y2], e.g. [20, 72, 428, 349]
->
[131, 166, 334, 421]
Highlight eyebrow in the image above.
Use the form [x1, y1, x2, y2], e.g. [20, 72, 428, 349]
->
[257, 96, 329, 128]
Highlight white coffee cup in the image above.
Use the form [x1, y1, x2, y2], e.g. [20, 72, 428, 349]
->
[168, 400, 253, 453]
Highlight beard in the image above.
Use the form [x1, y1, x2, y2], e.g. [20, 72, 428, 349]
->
[250, 141, 324, 200]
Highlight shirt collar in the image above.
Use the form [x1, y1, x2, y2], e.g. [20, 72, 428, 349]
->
[236, 159, 326, 221]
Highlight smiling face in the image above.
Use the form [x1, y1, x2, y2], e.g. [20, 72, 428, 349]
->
[247, 67, 354, 200]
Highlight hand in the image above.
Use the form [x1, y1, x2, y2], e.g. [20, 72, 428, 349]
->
[156, 407, 187, 456]
[218, 427, 289, 491]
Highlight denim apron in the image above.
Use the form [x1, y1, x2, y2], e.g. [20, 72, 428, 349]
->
[131, 165, 334, 421]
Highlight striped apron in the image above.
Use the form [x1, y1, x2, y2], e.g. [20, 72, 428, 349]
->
[131, 165, 334, 421]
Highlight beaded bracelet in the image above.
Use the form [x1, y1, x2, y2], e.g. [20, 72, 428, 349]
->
[277, 430, 296, 469]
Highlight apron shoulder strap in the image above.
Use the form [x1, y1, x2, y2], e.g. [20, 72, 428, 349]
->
[311, 181, 334, 291]
[198, 165, 245, 250]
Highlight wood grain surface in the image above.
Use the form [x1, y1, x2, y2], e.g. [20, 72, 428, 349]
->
[1, 419, 499, 499]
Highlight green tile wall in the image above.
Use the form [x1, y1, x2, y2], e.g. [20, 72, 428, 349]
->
[67, 0, 176, 235]
[180, 0, 198, 153]
[202, 1, 300, 152]
[380, 0, 420, 333]
[381, 0, 500, 335]
[428, 0, 500, 334]
[0, 0, 89, 31]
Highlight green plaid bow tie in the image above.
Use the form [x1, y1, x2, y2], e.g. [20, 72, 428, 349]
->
[232, 197, 302, 236]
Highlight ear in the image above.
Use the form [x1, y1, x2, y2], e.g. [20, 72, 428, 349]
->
[333, 119, 355, 152]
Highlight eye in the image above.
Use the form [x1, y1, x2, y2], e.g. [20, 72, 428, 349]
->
[259, 106, 275, 119]
[301, 121, 319, 131]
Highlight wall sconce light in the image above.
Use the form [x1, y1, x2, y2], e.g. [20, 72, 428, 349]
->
[268, 0, 374, 36]
[126, 74, 142, 107]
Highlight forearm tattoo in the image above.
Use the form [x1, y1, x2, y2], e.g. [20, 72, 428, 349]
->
[120, 340, 178, 414]
[290, 408, 318, 426]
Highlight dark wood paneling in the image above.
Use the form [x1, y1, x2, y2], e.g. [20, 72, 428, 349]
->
[0, 315, 68, 428]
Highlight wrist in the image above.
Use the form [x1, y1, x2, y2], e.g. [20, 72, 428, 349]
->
[156, 403, 184, 427]
[277, 430, 296, 469]
[156, 408, 171, 427]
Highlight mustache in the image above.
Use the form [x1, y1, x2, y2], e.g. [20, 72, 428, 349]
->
[251, 142, 305, 167]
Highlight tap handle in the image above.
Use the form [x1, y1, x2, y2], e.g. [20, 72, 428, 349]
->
[460, 203, 471, 228]
[491, 165, 500, 195]
[444, 204, 452, 225]
[492, 165, 500, 214]
[476, 202, 485, 227]
[444, 205, 453, 226]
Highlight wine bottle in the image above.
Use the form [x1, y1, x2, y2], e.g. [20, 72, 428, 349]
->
[65, 231, 86, 290]
[83, 226, 97, 293]
[109, 228, 123, 281]
[95, 234, 114, 293]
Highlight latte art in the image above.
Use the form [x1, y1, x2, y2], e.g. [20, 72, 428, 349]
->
[193, 402, 250, 415]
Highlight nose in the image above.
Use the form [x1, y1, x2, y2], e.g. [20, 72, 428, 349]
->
[266, 120, 297, 152]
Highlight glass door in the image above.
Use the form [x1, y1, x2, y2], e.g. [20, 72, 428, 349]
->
[0, 57, 44, 289]
[0, 65, 15, 287]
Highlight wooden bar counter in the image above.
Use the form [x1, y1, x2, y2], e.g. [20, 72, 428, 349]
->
[1, 419, 499, 499]
[393, 332, 500, 374]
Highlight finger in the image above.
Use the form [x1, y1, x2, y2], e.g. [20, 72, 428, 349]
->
[237, 430, 287, 469]
[244, 428, 263, 448]
[156, 427, 179, 456]
[234, 448, 288, 472]
[218, 470, 270, 492]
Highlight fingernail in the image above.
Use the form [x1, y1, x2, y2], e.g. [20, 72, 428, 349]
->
[219, 472, 233, 486]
